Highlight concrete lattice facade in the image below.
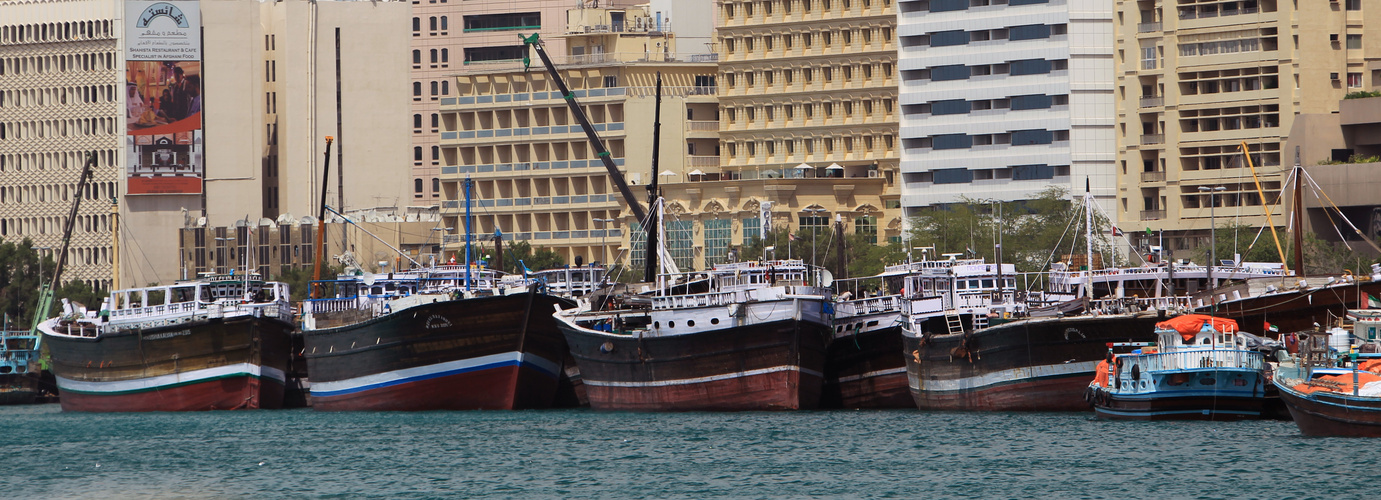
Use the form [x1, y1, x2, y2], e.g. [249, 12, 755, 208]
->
[1114, 0, 1381, 254]
[0, 0, 123, 290]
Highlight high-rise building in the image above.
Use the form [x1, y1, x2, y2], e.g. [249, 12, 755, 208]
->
[1113, 0, 1379, 255]
[1, 0, 126, 290]
[894, 0, 1117, 212]
[437, 3, 718, 267]
[0, 0, 411, 289]
[661, 0, 902, 270]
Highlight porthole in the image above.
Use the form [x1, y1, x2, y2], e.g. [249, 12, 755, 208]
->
[711, 318, 720, 325]
[867, 320, 879, 327]
[687, 320, 696, 327]
[668, 321, 675, 328]
[654, 321, 660, 328]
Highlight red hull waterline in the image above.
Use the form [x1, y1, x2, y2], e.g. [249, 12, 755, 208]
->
[835, 373, 913, 409]
[312, 365, 558, 411]
[913, 374, 1093, 411]
[60, 376, 284, 412]
[587, 369, 822, 412]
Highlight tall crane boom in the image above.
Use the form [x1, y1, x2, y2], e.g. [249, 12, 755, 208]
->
[30, 151, 98, 343]
[521, 34, 648, 223]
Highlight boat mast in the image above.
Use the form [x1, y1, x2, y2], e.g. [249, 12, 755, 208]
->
[1292, 162, 1305, 277]
[644, 73, 662, 283]
[1084, 178, 1094, 298]
[31, 151, 97, 342]
[311, 136, 334, 299]
[465, 177, 473, 291]
[1241, 141, 1289, 272]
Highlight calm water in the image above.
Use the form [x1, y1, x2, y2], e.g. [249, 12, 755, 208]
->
[1, 404, 1367, 499]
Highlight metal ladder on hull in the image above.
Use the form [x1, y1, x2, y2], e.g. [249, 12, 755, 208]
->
[945, 313, 965, 336]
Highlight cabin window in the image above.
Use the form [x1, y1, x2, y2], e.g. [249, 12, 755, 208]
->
[969, 280, 980, 289]
[956, 281, 966, 290]
[982, 279, 994, 288]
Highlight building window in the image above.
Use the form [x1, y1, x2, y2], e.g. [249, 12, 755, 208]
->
[1012, 129, 1054, 145]
[931, 30, 968, 46]
[1010, 24, 1051, 41]
[933, 134, 973, 149]
[413, 50, 421, 65]
[1012, 164, 1055, 180]
[430, 49, 438, 63]
[704, 219, 732, 266]
[414, 178, 424, 194]
[1347, 0, 1361, 9]
[431, 114, 440, 129]
[429, 16, 437, 31]
[464, 12, 540, 32]
[413, 114, 422, 129]
[931, 0, 968, 11]
[855, 216, 877, 244]
[933, 168, 973, 184]
[413, 82, 422, 96]
[742, 217, 761, 242]
[412, 17, 420, 32]
[441, 48, 449, 63]
[932, 99, 970, 115]
[442, 81, 449, 95]
[1011, 94, 1053, 110]
[431, 146, 440, 160]
[800, 215, 830, 234]
[1348, 34, 1362, 50]
[440, 16, 448, 31]
[432, 178, 441, 196]
[1010, 59, 1052, 75]
[414, 147, 423, 161]
[932, 64, 969, 81]
[430, 81, 439, 96]
[1348, 72, 1363, 88]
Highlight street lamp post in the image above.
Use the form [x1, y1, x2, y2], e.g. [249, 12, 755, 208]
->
[593, 218, 614, 266]
[1198, 186, 1226, 311]
[32, 246, 50, 285]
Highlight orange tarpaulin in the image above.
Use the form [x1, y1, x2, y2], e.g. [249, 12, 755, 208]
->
[1093, 360, 1111, 388]
[1359, 358, 1381, 374]
[1157, 314, 1238, 342]
[1293, 372, 1381, 394]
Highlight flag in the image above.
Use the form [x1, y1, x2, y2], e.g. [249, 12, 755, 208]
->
[1264, 321, 1278, 333]
[1110, 226, 1123, 237]
[789, 233, 801, 242]
[760, 201, 773, 236]
[1370, 294, 1381, 308]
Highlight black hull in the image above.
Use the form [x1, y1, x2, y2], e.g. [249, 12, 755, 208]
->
[1207, 281, 1381, 333]
[304, 292, 575, 411]
[44, 316, 295, 412]
[560, 318, 832, 411]
[822, 325, 911, 409]
[904, 313, 1165, 411]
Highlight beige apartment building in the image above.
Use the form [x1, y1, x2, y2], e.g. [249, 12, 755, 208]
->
[437, 4, 718, 269]
[663, 0, 902, 270]
[1, 0, 411, 289]
[1114, 0, 1381, 255]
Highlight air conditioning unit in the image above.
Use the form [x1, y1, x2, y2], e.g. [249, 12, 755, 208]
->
[1331, 34, 1340, 42]
[1332, 72, 1341, 80]
[868, 170, 879, 178]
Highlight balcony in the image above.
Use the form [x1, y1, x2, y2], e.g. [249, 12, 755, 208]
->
[1140, 170, 1166, 182]
[1140, 209, 1165, 221]
[686, 120, 719, 132]
[1141, 134, 1165, 145]
[685, 155, 720, 168]
[1137, 22, 1163, 33]
[1139, 96, 1164, 108]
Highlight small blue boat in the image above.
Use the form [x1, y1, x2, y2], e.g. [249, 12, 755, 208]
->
[1086, 314, 1266, 420]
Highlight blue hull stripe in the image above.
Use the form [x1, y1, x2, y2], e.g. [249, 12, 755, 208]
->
[312, 353, 560, 399]
[1096, 407, 1260, 417]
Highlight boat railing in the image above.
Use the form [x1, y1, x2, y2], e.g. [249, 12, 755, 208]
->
[303, 297, 365, 315]
[109, 300, 203, 320]
[836, 295, 902, 317]
[653, 290, 744, 310]
[1089, 296, 1191, 313]
[1134, 348, 1264, 373]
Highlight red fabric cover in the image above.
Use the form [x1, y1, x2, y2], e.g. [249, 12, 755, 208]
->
[1156, 314, 1238, 342]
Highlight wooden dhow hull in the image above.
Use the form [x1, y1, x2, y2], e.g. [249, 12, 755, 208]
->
[903, 314, 1164, 411]
[822, 324, 911, 409]
[1275, 379, 1381, 437]
[560, 317, 832, 411]
[305, 293, 574, 411]
[1207, 280, 1381, 333]
[43, 316, 293, 412]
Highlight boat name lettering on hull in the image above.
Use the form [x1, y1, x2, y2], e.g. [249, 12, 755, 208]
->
[144, 329, 191, 340]
[425, 315, 453, 330]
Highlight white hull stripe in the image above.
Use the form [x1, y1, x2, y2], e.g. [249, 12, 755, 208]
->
[1096, 408, 1260, 417]
[584, 365, 823, 388]
[311, 351, 561, 398]
[835, 367, 907, 384]
[909, 360, 1100, 394]
[57, 363, 285, 395]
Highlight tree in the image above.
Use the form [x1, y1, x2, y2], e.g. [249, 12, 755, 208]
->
[276, 264, 345, 302]
[0, 237, 106, 326]
[500, 241, 565, 274]
[1194, 222, 1286, 267]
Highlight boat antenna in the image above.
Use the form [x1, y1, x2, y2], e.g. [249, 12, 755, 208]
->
[1084, 177, 1094, 298]
[644, 72, 663, 283]
[1291, 159, 1305, 277]
[465, 177, 473, 291]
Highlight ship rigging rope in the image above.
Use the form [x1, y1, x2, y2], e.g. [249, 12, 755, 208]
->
[1036, 202, 1081, 277]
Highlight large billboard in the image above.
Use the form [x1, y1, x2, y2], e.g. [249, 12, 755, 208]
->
[125, 1, 203, 195]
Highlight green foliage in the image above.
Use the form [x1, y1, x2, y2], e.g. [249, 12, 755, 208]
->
[1317, 154, 1381, 165]
[735, 227, 905, 279]
[500, 241, 565, 274]
[277, 264, 345, 302]
[1193, 222, 1287, 266]
[1300, 232, 1381, 276]
[906, 187, 1114, 272]
[0, 237, 105, 326]
[1344, 90, 1381, 100]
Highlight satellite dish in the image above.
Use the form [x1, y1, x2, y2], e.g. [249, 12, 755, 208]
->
[362, 272, 377, 287]
[820, 269, 834, 288]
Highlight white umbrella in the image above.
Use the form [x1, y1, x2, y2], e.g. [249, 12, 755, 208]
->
[688, 169, 705, 176]
[659, 170, 678, 177]
[825, 163, 844, 171]
[794, 163, 813, 170]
